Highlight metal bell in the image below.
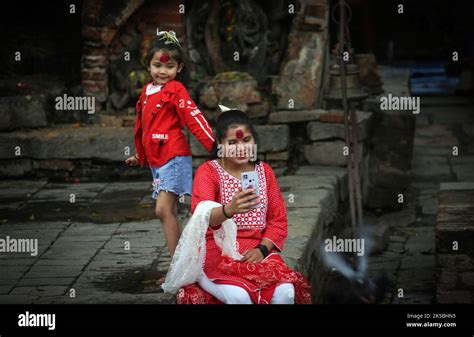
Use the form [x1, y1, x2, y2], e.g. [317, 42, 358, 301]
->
[324, 63, 368, 102]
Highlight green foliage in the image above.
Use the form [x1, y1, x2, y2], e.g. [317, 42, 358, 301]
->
[213, 71, 253, 81]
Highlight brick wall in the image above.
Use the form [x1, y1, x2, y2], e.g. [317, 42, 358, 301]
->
[81, 0, 184, 107]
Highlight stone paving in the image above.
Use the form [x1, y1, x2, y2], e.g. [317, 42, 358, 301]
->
[0, 169, 347, 304]
[0, 219, 175, 304]
[365, 96, 474, 304]
[0, 180, 183, 304]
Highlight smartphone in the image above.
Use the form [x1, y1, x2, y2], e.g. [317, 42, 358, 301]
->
[241, 171, 261, 209]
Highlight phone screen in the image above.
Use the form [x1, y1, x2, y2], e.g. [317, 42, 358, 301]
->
[241, 171, 260, 208]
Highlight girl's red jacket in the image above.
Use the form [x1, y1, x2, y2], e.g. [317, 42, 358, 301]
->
[134, 80, 216, 168]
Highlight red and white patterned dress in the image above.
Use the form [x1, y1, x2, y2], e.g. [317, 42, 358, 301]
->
[176, 159, 312, 304]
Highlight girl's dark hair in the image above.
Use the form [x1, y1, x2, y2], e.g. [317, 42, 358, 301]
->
[210, 109, 260, 163]
[144, 37, 191, 86]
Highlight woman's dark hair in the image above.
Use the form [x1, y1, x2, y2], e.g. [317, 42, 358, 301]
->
[143, 37, 191, 86]
[210, 109, 260, 163]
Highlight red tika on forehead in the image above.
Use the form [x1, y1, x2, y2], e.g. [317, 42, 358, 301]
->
[235, 129, 244, 139]
[159, 53, 170, 63]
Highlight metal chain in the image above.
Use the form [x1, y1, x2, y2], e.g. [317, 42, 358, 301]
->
[336, 0, 364, 237]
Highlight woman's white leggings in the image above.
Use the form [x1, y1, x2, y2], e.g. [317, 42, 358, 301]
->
[198, 273, 295, 304]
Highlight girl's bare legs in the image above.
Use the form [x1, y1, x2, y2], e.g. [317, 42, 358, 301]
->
[155, 190, 181, 256]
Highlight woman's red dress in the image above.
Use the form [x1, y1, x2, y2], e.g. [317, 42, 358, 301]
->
[175, 159, 312, 304]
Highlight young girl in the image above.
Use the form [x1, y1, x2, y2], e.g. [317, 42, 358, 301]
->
[167, 109, 312, 304]
[125, 31, 215, 259]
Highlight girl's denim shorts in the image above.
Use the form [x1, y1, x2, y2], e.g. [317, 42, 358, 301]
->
[150, 155, 193, 199]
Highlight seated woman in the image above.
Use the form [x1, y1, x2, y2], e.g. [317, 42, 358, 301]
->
[168, 109, 312, 304]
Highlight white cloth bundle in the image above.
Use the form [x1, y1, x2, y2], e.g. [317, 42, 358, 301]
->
[161, 200, 243, 294]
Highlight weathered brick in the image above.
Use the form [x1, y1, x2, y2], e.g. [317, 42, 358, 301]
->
[436, 290, 471, 304]
[437, 271, 459, 290]
[437, 254, 473, 272]
[460, 272, 474, 288]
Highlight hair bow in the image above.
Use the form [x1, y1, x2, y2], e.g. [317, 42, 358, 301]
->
[157, 29, 181, 47]
[218, 104, 237, 112]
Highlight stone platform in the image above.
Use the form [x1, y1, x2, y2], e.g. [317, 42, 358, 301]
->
[0, 166, 347, 304]
[435, 182, 474, 303]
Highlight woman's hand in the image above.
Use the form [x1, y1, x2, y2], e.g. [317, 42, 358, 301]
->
[125, 155, 139, 166]
[210, 188, 257, 227]
[240, 248, 264, 263]
[226, 188, 259, 216]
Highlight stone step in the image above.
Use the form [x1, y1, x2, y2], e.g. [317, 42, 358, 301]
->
[0, 95, 48, 131]
[0, 123, 287, 162]
[0, 125, 134, 161]
[304, 140, 365, 167]
[294, 165, 348, 202]
[268, 109, 326, 124]
[275, 170, 350, 275]
[436, 182, 474, 303]
[307, 110, 373, 142]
